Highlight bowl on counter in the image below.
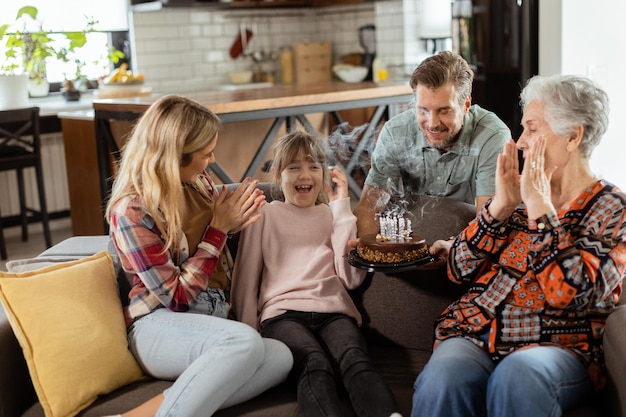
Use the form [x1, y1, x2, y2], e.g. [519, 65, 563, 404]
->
[228, 70, 254, 84]
[333, 64, 369, 83]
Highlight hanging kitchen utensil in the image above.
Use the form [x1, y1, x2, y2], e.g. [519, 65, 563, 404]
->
[229, 24, 253, 59]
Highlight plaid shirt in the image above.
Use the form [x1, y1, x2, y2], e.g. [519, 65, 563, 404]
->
[109, 176, 228, 325]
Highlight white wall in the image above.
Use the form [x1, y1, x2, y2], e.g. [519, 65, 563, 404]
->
[539, 0, 626, 190]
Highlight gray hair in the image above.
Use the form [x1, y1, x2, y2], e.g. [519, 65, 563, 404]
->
[520, 74, 609, 159]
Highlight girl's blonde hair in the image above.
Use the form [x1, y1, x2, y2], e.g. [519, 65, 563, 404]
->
[105, 94, 222, 251]
[270, 130, 330, 205]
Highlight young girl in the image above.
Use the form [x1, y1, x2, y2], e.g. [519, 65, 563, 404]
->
[231, 131, 401, 417]
[105, 94, 292, 417]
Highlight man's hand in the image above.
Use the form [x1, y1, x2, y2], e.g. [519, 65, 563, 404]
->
[354, 185, 391, 237]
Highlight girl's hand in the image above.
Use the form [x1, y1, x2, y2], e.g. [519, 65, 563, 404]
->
[211, 178, 267, 234]
[520, 135, 556, 219]
[488, 139, 522, 220]
[326, 166, 349, 201]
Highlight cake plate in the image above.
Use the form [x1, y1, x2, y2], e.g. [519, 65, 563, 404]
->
[344, 250, 443, 273]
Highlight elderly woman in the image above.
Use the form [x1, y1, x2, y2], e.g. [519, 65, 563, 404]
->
[412, 74, 626, 417]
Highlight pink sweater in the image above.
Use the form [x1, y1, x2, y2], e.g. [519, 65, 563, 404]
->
[231, 198, 366, 329]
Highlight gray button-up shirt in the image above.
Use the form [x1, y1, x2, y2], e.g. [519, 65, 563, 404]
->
[365, 105, 510, 205]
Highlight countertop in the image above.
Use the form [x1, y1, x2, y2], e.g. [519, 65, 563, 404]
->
[36, 81, 414, 120]
[28, 93, 95, 117]
[92, 81, 413, 116]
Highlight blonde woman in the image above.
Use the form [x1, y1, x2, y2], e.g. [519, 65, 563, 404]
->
[105, 94, 292, 417]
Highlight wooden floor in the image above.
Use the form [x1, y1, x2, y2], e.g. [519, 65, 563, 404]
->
[1, 217, 73, 272]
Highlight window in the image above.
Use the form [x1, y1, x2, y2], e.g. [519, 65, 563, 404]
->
[1, 1, 129, 85]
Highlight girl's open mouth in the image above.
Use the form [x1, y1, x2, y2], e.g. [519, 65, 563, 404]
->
[295, 185, 312, 193]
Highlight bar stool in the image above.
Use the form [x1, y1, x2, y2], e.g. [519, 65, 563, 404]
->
[0, 208, 6, 260]
[0, 107, 52, 260]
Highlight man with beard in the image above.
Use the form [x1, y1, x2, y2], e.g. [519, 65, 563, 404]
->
[355, 51, 510, 237]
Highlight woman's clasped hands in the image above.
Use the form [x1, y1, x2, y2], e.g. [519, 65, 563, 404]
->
[211, 178, 267, 234]
[489, 137, 556, 221]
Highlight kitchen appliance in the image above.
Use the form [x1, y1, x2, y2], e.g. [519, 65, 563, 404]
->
[450, 0, 538, 138]
[358, 24, 376, 81]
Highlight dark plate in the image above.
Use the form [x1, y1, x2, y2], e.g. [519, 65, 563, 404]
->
[344, 250, 443, 273]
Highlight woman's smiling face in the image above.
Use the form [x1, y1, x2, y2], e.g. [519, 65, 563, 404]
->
[280, 151, 324, 208]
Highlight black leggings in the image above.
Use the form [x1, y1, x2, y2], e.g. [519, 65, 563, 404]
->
[261, 311, 397, 417]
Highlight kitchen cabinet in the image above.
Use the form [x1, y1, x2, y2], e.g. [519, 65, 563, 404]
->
[229, 0, 311, 7]
[455, 0, 538, 138]
[132, 0, 370, 10]
[228, 0, 366, 8]
[313, 0, 366, 6]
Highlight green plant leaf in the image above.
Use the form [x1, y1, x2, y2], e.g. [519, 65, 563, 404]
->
[16, 6, 38, 21]
[65, 32, 88, 50]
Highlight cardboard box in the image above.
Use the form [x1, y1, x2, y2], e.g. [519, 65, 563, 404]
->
[293, 42, 332, 84]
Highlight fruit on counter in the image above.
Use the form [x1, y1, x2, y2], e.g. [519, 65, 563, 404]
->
[102, 63, 145, 85]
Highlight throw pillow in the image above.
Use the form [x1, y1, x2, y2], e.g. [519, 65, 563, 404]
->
[0, 251, 144, 417]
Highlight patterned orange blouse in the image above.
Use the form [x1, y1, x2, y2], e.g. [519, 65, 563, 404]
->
[436, 180, 626, 390]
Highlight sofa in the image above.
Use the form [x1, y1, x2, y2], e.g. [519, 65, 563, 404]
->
[1, 186, 625, 417]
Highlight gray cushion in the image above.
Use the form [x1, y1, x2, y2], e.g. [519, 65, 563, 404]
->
[38, 236, 112, 258]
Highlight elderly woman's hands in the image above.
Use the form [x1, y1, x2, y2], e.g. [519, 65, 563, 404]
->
[488, 139, 522, 220]
[520, 135, 556, 219]
[488, 137, 557, 222]
[211, 178, 267, 234]
[429, 238, 454, 258]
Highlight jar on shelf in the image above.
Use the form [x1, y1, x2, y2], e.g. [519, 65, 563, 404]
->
[280, 45, 294, 84]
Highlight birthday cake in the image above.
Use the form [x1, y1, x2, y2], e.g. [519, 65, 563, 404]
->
[356, 213, 428, 263]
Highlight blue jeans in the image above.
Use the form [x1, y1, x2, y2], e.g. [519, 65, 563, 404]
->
[411, 337, 593, 417]
[261, 311, 398, 417]
[128, 308, 293, 417]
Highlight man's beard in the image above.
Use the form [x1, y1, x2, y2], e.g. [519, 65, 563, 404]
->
[420, 125, 460, 150]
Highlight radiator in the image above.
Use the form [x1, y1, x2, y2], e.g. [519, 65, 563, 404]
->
[0, 132, 70, 217]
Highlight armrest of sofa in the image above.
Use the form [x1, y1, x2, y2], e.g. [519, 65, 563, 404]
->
[604, 305, 626, 417]
[0, 305, 37, 417]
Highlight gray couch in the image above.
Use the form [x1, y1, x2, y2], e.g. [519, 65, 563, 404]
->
[1, 188, 624, 417]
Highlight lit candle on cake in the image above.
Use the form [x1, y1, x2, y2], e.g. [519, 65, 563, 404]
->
[377, 212, 412, 241]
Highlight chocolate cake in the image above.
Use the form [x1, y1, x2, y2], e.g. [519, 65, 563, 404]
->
[356, 233, 428, 263]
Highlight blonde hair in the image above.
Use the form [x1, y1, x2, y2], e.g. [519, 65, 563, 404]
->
[270, 131, 330, 205]
[105, 94, 222, 251]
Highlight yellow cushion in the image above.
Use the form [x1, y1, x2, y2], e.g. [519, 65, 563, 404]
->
[0, 251, 144, 417]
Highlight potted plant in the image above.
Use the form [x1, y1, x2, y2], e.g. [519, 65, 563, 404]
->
[0, 5, 91, 97]
[58, 39, 126, 101]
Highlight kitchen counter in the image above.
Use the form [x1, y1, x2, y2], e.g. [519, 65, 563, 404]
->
[64, 81, 414, 234]
[93, 81, 412, 116]
[27, 93, 94, 117]
[94, 80, 413, 187]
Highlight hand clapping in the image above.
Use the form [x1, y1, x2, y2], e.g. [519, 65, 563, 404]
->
[211, 178, 267, 234]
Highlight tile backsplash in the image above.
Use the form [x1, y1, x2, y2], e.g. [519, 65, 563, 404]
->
[130, 0, 430, 92]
